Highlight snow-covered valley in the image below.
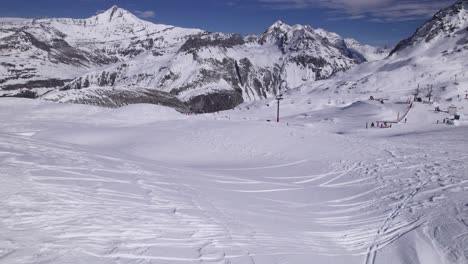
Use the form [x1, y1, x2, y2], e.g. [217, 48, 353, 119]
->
[0, 96, 467, 264]
[2, 0, 468, 263]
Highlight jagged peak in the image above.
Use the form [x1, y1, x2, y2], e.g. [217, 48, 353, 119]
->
[92, 6, 141, 24]
[437, 0, 468, 18]
[271, 20, 285, 27]
[268, 21, 318, 35]
[390, 0, 468, 56]
[267, 20, 291, 31]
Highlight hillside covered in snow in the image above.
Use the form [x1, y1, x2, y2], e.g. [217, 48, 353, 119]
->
[1, 1, 468, 264]
[290, 0, 468, 110]
[0, 6, 386, 113]
[0, 88, 467, 264]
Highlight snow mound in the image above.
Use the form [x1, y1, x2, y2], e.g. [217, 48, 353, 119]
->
[339, 101, 397, 121]
[32, 102, 104, 117]
[341, 101, 383, 114]
[104, 104, 188, 123]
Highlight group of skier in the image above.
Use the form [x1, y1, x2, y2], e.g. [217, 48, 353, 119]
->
[366, 118, 408, 129]
[367, 121, 392, 129]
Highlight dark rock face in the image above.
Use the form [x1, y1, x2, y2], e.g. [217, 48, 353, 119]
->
[291, 55, 330, 80]
[55, 88, 191, 113]
[24, 31, 51, 52]
[179, 33, 245, 53]
[61, 64, 129, 91]
[1, 79, 71, 91]
[0, 90, 38, 98]
[236, 58, 281, 99]
[187, 90, 244, 113]
[334, 39, 367, 63]
[46, 86, 244, 114]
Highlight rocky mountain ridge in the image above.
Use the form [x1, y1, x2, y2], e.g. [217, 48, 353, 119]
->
[391, 0, 468, 56]
[292, 0, 468, 109]
[0, 6, 387, 112]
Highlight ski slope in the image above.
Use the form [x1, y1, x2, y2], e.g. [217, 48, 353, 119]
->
[0, 98, 467, 264]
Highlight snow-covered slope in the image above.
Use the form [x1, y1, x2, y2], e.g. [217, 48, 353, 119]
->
[41, 19, 371, 113]
[1, 94, 467, 264]
[0, 6, 200, 98]
[390, 0, 468, 57]
[1, 2, 467, 263]
[0, 7, 378, 112]
[290, 0, 468, 111]
[314, 28, 389, 62]
[344, 38, 389, 61]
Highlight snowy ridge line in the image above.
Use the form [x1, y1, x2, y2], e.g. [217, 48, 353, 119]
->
[0, 6, 389, 113]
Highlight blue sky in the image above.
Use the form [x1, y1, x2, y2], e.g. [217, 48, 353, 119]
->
[0, 0, 457, 47]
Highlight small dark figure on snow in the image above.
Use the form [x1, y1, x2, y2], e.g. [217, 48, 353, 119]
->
[371, 122, 375, 128]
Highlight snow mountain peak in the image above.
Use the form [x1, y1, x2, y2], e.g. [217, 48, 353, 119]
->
[0, 7, 387, 113]
[92, 6, 143, 24]
[265, 20, 292, 34]
[269, 20, 286, 28]
[390, 0, 468, 56]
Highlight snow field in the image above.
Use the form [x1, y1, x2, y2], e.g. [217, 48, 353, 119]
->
[0, 98, 467, 264]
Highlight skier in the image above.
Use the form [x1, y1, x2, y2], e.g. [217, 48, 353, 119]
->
[371, 122, 375, 128]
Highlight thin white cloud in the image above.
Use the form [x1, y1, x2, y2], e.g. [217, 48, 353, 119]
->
[134, 10, 156, 19]
[327, 14, 366, 21]
[258, 0, 456, 21]
[226, 1, 239, 7]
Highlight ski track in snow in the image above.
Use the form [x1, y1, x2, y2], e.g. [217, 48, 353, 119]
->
[1, 131, 467, 264]
[0, 101, 468, 263]
[0, 134, 230, 263]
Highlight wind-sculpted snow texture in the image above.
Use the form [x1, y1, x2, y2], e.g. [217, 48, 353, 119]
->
[1, 1, 468, 263]
[0, 6, 384, 113]
[0, 98, 467, 264]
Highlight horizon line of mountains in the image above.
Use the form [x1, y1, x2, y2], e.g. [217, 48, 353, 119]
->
[0, 0, 466, 113]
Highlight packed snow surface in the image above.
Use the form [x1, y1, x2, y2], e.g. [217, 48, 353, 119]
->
[0, 97, 467, 264]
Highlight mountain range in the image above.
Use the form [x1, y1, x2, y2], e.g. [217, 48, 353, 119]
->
[292, 0, 468, 107]
[0, 6, 387, 113]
